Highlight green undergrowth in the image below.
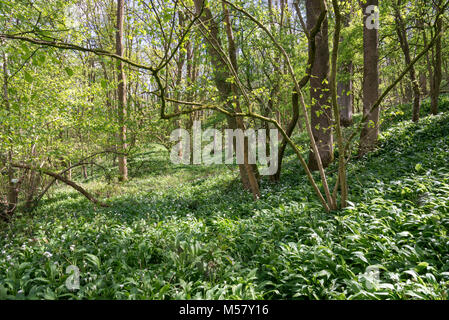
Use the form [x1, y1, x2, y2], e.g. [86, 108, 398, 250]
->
[1, 101, 449, 300]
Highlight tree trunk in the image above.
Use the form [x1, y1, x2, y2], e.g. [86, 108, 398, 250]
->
[359, 0, 380, 156]
[338, 14, 353, 127]
[272, 92, 299, 182]
[394, 1, 421, 122]
[222, 2, 260, 197]
[24, 144, 40, 210]
[423, 24, 435, 106]
[271, 0, 326, 181]
[175, 12, 186, 157]
[193, 0, 260, 199]
[431, 1, 443, 115]
[116, 0, 128, 181]
[82, 164, 88, 179]
[2, 52, 18, 218]
[419, 72, 427, 97]
[404, 79, 413, 103]
[338, 62, 354, 127]
[306, 0, 333, 171]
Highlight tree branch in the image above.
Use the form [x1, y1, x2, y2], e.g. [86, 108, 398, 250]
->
[12, 163, 109, 207]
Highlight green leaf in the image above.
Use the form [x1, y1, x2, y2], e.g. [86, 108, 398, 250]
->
[65, 67, 74, 77]
[353, 251, 368, 264]
[38, 54, 46, 64]
[416, 262, 429, 273]
[20, 42, 30, 54]
[85, 253, 101, 268]
[24, 71, 33, 83]
[100, 79, 108, 89]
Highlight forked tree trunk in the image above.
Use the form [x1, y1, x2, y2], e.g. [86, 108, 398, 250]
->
[222, 2, 260, 197]
[193, 0, 260, 199]
[272, 1, 327, 182]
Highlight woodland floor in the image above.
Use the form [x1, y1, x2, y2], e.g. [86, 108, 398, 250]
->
[1, 97, 449, 299]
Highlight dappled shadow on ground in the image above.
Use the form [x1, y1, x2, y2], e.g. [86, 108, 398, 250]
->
[2, 109, 449, 300]
[35, 156, 309, 229]
[346, 113, 449, 204]
[35, 109, 449, 230]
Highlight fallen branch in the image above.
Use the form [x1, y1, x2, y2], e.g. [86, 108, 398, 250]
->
[11, 163, 109, 207]
[33, 149, 124, 206]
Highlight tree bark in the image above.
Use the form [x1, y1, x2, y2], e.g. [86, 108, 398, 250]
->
[2, 52, 18, 218]
[359, 0, 380, 156]
[116, 0, 128, 181]
[222, 2, 260, 197]
[12, 163, 108, 207]
[338, 13, 353, 127]
[431, 0, 443, 115]
[271, 1, 327, 181]
[338, 63, 354, 127]
[306, 0, 333, 171]
[175, 12, 186, 158]
[394, 1, 421, 122]
[193, 0, 260, 199]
